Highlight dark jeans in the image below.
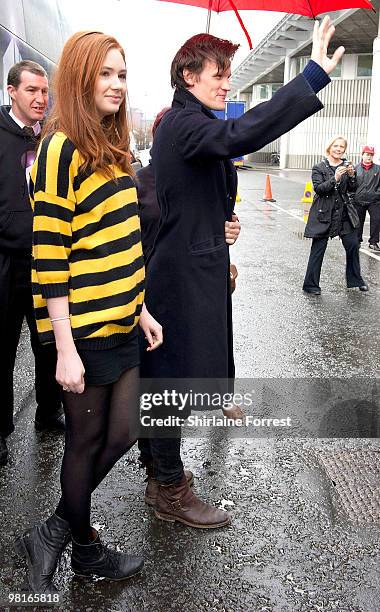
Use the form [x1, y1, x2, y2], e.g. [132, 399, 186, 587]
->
[355, 203, 380, 245]
[0, 252, 62, 437]
[138, 435, 184, 484]
[303, 232, 364, 291]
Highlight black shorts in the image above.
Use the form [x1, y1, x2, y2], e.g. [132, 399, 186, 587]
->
[77, 328, 140, 386]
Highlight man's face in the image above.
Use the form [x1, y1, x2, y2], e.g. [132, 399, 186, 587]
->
[362, 152, 374, 164]
[7, 70, 49, 125]
[183, 59, 231, 110]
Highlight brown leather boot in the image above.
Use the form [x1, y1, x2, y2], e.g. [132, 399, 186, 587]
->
[154, 474, 231, 528]
[145, 467, 194, 507]
[222, 404, 244, 420]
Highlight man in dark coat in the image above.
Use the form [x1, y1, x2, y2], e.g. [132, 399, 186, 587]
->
[136, 107, 242, 507]
[142, 17, 345, 528]
[354, 145, 380, 253]
[0, 61, 64, 466]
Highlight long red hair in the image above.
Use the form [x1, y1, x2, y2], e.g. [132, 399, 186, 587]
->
[42, 31, 132, 177]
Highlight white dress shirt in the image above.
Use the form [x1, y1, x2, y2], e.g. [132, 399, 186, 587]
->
[9, 108, 41, 136]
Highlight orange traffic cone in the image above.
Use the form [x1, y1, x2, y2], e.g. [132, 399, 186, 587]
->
[261, 175, 276, 202]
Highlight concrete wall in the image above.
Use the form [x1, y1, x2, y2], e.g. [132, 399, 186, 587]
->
[286, 78, 371, 168]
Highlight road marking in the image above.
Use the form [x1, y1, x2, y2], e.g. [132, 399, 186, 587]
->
[359, 247, 380, 261]
[265, 200, 305, 221]
[258, 200, 380, 262]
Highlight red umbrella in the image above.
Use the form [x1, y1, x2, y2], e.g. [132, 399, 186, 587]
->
[157, 0, 373, 48]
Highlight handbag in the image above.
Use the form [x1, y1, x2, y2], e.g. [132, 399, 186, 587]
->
[346, 195, 360, 229]
[230, 264, 238, 294]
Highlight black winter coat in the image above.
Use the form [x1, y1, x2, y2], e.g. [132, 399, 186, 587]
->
[143, 76, 324, 379]
[136, 163, 160, 261]
[304, 159, 358, 239]
[354, 163, 380, 206]
[0, 105, 39, 252]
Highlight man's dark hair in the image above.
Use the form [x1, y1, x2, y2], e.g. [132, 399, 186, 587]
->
[7, 60, 47, 88]
[171, 33, 239, 90]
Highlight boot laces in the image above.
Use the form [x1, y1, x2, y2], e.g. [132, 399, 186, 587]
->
[103, 545, 121, 571]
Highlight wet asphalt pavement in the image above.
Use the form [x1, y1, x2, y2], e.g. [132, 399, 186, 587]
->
[0, 168, 379, 612]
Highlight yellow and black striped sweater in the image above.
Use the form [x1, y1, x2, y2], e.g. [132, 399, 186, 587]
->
[30, 132, 145, 348]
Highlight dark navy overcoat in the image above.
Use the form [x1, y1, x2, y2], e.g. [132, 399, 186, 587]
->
[142, 76, 323, 379]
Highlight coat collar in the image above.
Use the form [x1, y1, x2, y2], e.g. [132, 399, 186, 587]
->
[170, 88, 236, 221]
[322, 157, 345, 174]
[172, 87, 217, 120]
[322, 156, 343, 168]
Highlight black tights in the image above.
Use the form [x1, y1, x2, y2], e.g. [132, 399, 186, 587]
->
[55, 366, 139, 543]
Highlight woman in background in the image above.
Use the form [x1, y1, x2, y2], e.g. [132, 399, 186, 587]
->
[303, 135, 367, 294]
[15, 30, 162, 593]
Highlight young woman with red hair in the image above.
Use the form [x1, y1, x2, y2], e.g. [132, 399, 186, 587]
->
[15, 30, 162, 592]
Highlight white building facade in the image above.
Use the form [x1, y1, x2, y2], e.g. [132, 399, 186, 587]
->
[230, 4, 380, 168]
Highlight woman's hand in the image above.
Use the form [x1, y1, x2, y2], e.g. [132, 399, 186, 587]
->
[225, 214, 241, 245]
[335, 166, 347, 182]
[45, 296, 84, 393]
[311, 16, 345, 75]
[56, 348, 85, 394]
[139, 304, 163, 351]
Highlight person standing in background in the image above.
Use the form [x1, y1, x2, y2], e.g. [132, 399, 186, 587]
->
[354, 146, 380, 253]
[303, 136, 368, 294]
[0, 61, 64, 467]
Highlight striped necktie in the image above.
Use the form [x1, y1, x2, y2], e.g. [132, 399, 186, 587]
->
[22, 126, 35, 139]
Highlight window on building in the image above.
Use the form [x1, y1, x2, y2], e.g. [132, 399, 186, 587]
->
[258, 84, 269, 99]
[357, 55, 373, 77]
[329, 61, 341, 78]
[295, 57, 309, 74]
[296, 55, 341, 78]
[271, 84, 281, 95]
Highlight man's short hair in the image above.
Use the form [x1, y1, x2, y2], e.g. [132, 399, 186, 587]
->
[7, 60, 47, 88]
[171, 33, 239, 90]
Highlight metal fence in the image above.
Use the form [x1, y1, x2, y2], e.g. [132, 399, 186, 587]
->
[287, 78, 371, 168]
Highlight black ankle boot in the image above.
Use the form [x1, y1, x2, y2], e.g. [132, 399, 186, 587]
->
[71, 533, 143, 580]
[14, 514, 70, 593]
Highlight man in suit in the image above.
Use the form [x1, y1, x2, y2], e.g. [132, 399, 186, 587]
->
[0, 61, 64, 467]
